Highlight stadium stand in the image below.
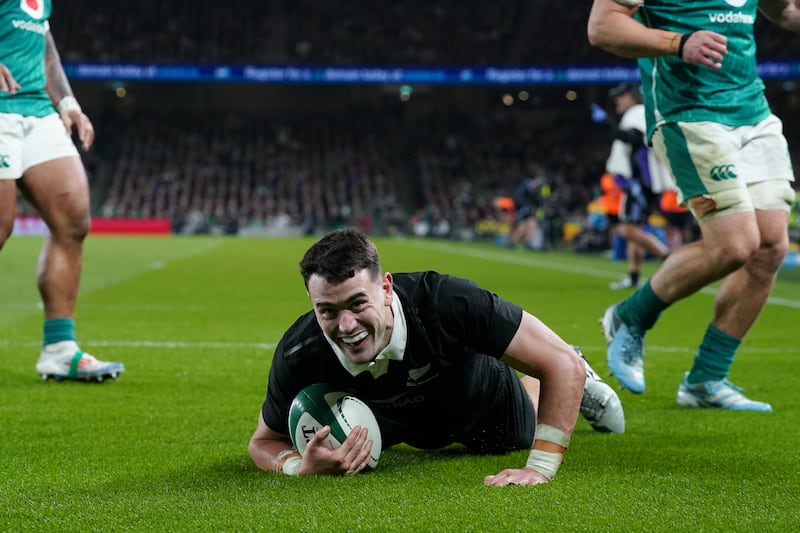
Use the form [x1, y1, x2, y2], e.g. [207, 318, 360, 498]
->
[24, 3, 798, 243]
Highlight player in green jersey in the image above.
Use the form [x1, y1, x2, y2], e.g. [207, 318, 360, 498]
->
[587, 0, 799, 411]
[0, 1, 124, 382]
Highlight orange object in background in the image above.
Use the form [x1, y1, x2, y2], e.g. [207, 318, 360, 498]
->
[599, 172, 621, 216]
[494, 196, 515, 212]
[660, 189, 688, 213]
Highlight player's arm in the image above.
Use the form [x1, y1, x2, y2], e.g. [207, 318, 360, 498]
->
[247, 410, 302, 474]
[484, 312, 585, 487]
[248, 410, 373, 476]
[42, 30, 94, 150]
[587, 0, 727, 69]
[760, 0, 800, 31]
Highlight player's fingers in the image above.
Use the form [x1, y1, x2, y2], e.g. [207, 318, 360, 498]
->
[342, 426, 367, 458]
[78, 115, 95, 151]
[60, 114, 74, 135]
[0, 65, 20, 94]
[483, 468, 513, 487]
[352, 438, 373, 474]
[341, 427, 370, 475]
[708, 32, 728, 47]
[484, 468, 550, 487]
[307, 425, 332, 449]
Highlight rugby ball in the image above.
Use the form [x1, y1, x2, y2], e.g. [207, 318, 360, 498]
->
[288, 383, 382, 469]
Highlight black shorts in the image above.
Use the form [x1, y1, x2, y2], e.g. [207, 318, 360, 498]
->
[376, 369, 536, 455]
[513, 204, 535, 224]
[458, 373, 536, 454]
[619, 184, 660, 224]
[663, 210, 693, 230]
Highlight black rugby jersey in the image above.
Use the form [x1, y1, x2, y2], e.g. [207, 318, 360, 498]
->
[261, 270, 524, 449]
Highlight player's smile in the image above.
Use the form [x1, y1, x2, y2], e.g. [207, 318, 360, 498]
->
[340, 330, 369, 348]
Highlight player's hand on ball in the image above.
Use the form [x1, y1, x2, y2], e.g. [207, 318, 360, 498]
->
[484, 467, 550, 487]
[299, 425, 374, 476]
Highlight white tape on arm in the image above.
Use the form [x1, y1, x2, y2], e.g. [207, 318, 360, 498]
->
[526, 449, 562, 480]
[56, 95, 81, 115]
[275, 449, 301, 476]
[535, 424, 570, 448]
[525, 424, 569, 480]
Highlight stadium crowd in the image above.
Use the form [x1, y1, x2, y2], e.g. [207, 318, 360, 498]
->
[13, 3, 793, 249]
[50, 1, 800, 65]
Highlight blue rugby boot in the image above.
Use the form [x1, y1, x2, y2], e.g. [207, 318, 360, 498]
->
[600, 304, 645, 393]
[676, 373, 773, 412]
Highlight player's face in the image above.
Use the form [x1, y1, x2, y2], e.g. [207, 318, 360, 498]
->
[308, 269, 394, 365]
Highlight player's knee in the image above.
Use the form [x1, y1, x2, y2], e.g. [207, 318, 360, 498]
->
[0, 208, 14, 249]
[754, 237, 790, 274]
[0, 225, 12, 250]
[68, 213, 91, 242]
[49, 210, 91, 243]
[706, 236, 757, 272]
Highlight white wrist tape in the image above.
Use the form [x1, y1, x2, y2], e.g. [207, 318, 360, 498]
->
[535, 424, 570, 448]
[282, 456, 301, 476]
[526, 449, 562, 480]
[56, 96, 82, 115]
[275, 449, 301, 476]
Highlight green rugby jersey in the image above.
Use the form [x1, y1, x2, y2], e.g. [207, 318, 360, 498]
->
[0, 0, 53, 117]
[636, 0, 770, 140]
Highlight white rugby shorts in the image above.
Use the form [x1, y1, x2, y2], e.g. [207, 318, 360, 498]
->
[651, 114, 795, 221]
[0, 112, 79, 179]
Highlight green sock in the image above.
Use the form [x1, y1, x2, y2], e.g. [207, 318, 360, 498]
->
[43, 318, 76, 346]
[687, 324, 739, 384]
[616, 279, 668, 331]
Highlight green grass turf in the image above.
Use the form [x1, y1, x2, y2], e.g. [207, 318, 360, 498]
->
[1, 235, 798, 532]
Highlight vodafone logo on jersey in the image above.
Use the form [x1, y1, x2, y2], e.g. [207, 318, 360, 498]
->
[20, 0, 45, 19]
[724, 0, 747, 7]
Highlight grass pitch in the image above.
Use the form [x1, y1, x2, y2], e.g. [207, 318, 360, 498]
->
[0, 235, 798, 532]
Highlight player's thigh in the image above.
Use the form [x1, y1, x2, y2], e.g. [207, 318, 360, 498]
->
[0, 179, 17, 242]
[21, 156, 90, 236]
[754, 208, 790, 257]
[18, 115, 89, 234]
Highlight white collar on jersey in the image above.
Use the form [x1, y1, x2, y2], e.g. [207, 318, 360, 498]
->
[324, 290, 407, 378]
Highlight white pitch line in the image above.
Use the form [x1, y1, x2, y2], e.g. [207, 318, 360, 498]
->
[0, 339, 793, 354]
[0, 303, 205, 312]
[0, 339, 277, 350]
[401, 240, 800, 308]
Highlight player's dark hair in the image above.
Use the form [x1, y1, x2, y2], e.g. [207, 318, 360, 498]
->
[300, 228, 382, 287]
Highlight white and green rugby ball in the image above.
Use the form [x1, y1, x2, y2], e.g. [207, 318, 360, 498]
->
[288, 383, 382, 469]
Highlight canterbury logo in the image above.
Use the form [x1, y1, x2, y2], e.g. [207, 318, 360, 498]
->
[709, 165, 737, 181]
[0, 155, 10, 168]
